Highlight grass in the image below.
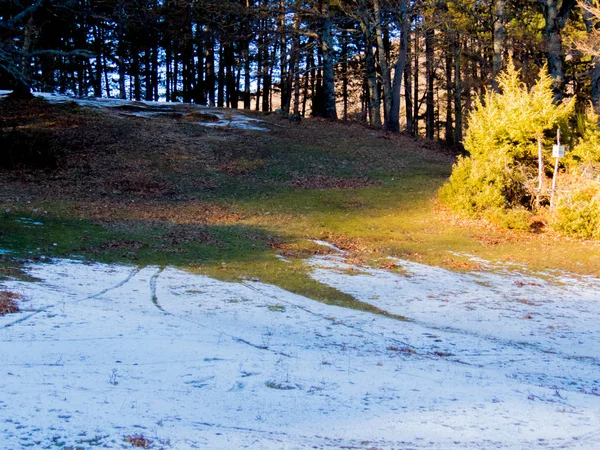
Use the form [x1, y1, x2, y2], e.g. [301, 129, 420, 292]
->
[0, 96, 599, 313]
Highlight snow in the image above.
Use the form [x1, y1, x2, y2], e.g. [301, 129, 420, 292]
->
[1, 253, 599, 449]
[0, 90, 270, 132]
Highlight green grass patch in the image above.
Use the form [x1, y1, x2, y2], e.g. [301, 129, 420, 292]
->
[1, 99, 600, 319]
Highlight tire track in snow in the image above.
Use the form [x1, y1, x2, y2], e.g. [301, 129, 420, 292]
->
[2, 266, 141, 328]
[87, 266, 142, 300]
[149, 266, 166, 312]
[149, 269, 292, 358]
[241, 281, 417, 352]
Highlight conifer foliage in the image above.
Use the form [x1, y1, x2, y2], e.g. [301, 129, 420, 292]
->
[440, 62, 600, 237]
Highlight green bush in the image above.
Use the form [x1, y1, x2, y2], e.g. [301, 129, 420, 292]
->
[439, 156, 506, 215]
[566, 107, 600, 167]
[440, 62, 575, 228]
[551, 181, 600, 239]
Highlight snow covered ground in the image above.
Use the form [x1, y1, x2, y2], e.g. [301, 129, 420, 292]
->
[0, 90, 270, 131]
[1, 249, 599, 449]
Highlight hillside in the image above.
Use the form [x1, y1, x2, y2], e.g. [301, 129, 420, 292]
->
[1, 94, 600, 449]
[0, 93, 599, 287]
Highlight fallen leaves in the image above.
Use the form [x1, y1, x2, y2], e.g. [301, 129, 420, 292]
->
[514, 280, 542, 287]
[75, 201, 243, 226]
[442, 257, 483, 271]
[124, 434, 152, 448]
[288, 174, 381, 190]
[0, 291, 21, 315]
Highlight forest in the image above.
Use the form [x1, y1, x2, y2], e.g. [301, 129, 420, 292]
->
[3, 3, 600, 448]
[2, 0, 599, 142]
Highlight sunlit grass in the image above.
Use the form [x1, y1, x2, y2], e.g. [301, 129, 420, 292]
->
[1, 100, 599, 313]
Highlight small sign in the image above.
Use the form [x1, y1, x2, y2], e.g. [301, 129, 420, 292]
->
[552, 145, 565, 158]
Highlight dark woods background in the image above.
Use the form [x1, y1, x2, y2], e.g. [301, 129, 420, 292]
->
[1, 0, 598, 142]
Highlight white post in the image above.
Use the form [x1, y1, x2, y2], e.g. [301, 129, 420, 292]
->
[537, 135, 544, 208]
[550, 129, 561, 208]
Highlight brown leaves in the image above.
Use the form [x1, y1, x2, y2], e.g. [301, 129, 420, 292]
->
[0, 291, 21, 315]
[288, 174, 381, 190]
[514, 280, 542, 287]
[442, 257, 483, 271]
[327, 234, 372, 253]
[75, 201, 243, 226]
[124, 434, 152, 448]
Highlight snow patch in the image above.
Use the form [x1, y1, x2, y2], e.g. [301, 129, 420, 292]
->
[0, 90, 270, 132]
[0, 256, 599, 449]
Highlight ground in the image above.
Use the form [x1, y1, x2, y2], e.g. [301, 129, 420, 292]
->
[0, 93, 599, 449]
[1, 249, 599, 449]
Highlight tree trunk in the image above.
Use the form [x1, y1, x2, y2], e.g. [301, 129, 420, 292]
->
[341, 28, 349, 121]
[543, 0, 564, 98]
[117, 8, 127, 100]
[445, 43, 453, 145]
[144, 26, 153, 101]
[225, 43, 235, 108]
[217, 44, 225, 107]
[196, 32, 205, 104]
[256, 20, 263, 111]
[374, 0, 392, 127]
[262, 39, 271, 112]
[453, 34, 463, 144]
[18, 16, 36, 94]
[359, 19, 381, 128]
[292, 1, 302, 116]
[492, 0, 505, 90]
[425, 26, 435, 141]
[132, 52, 141, 101]
[582, 1, 600, 110]
[404, 19, 413, 135]
[413, 27, 419, 136]
[205, 34, 215, 106]
[279, 0, 291, 114]
[321, 0, 337, 119]
[243, 40, 251, 109]
[387, 0, 409, 133]
[541, 0, 576, 100]
[93, 25, 103, 97]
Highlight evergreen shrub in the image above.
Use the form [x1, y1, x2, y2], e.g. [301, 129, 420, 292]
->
[439, 62, 584, 232]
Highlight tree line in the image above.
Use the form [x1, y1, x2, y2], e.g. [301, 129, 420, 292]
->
[1, 0, 599, 143]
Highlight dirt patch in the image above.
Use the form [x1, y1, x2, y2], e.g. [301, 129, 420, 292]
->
[0, 291, 21, 315]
